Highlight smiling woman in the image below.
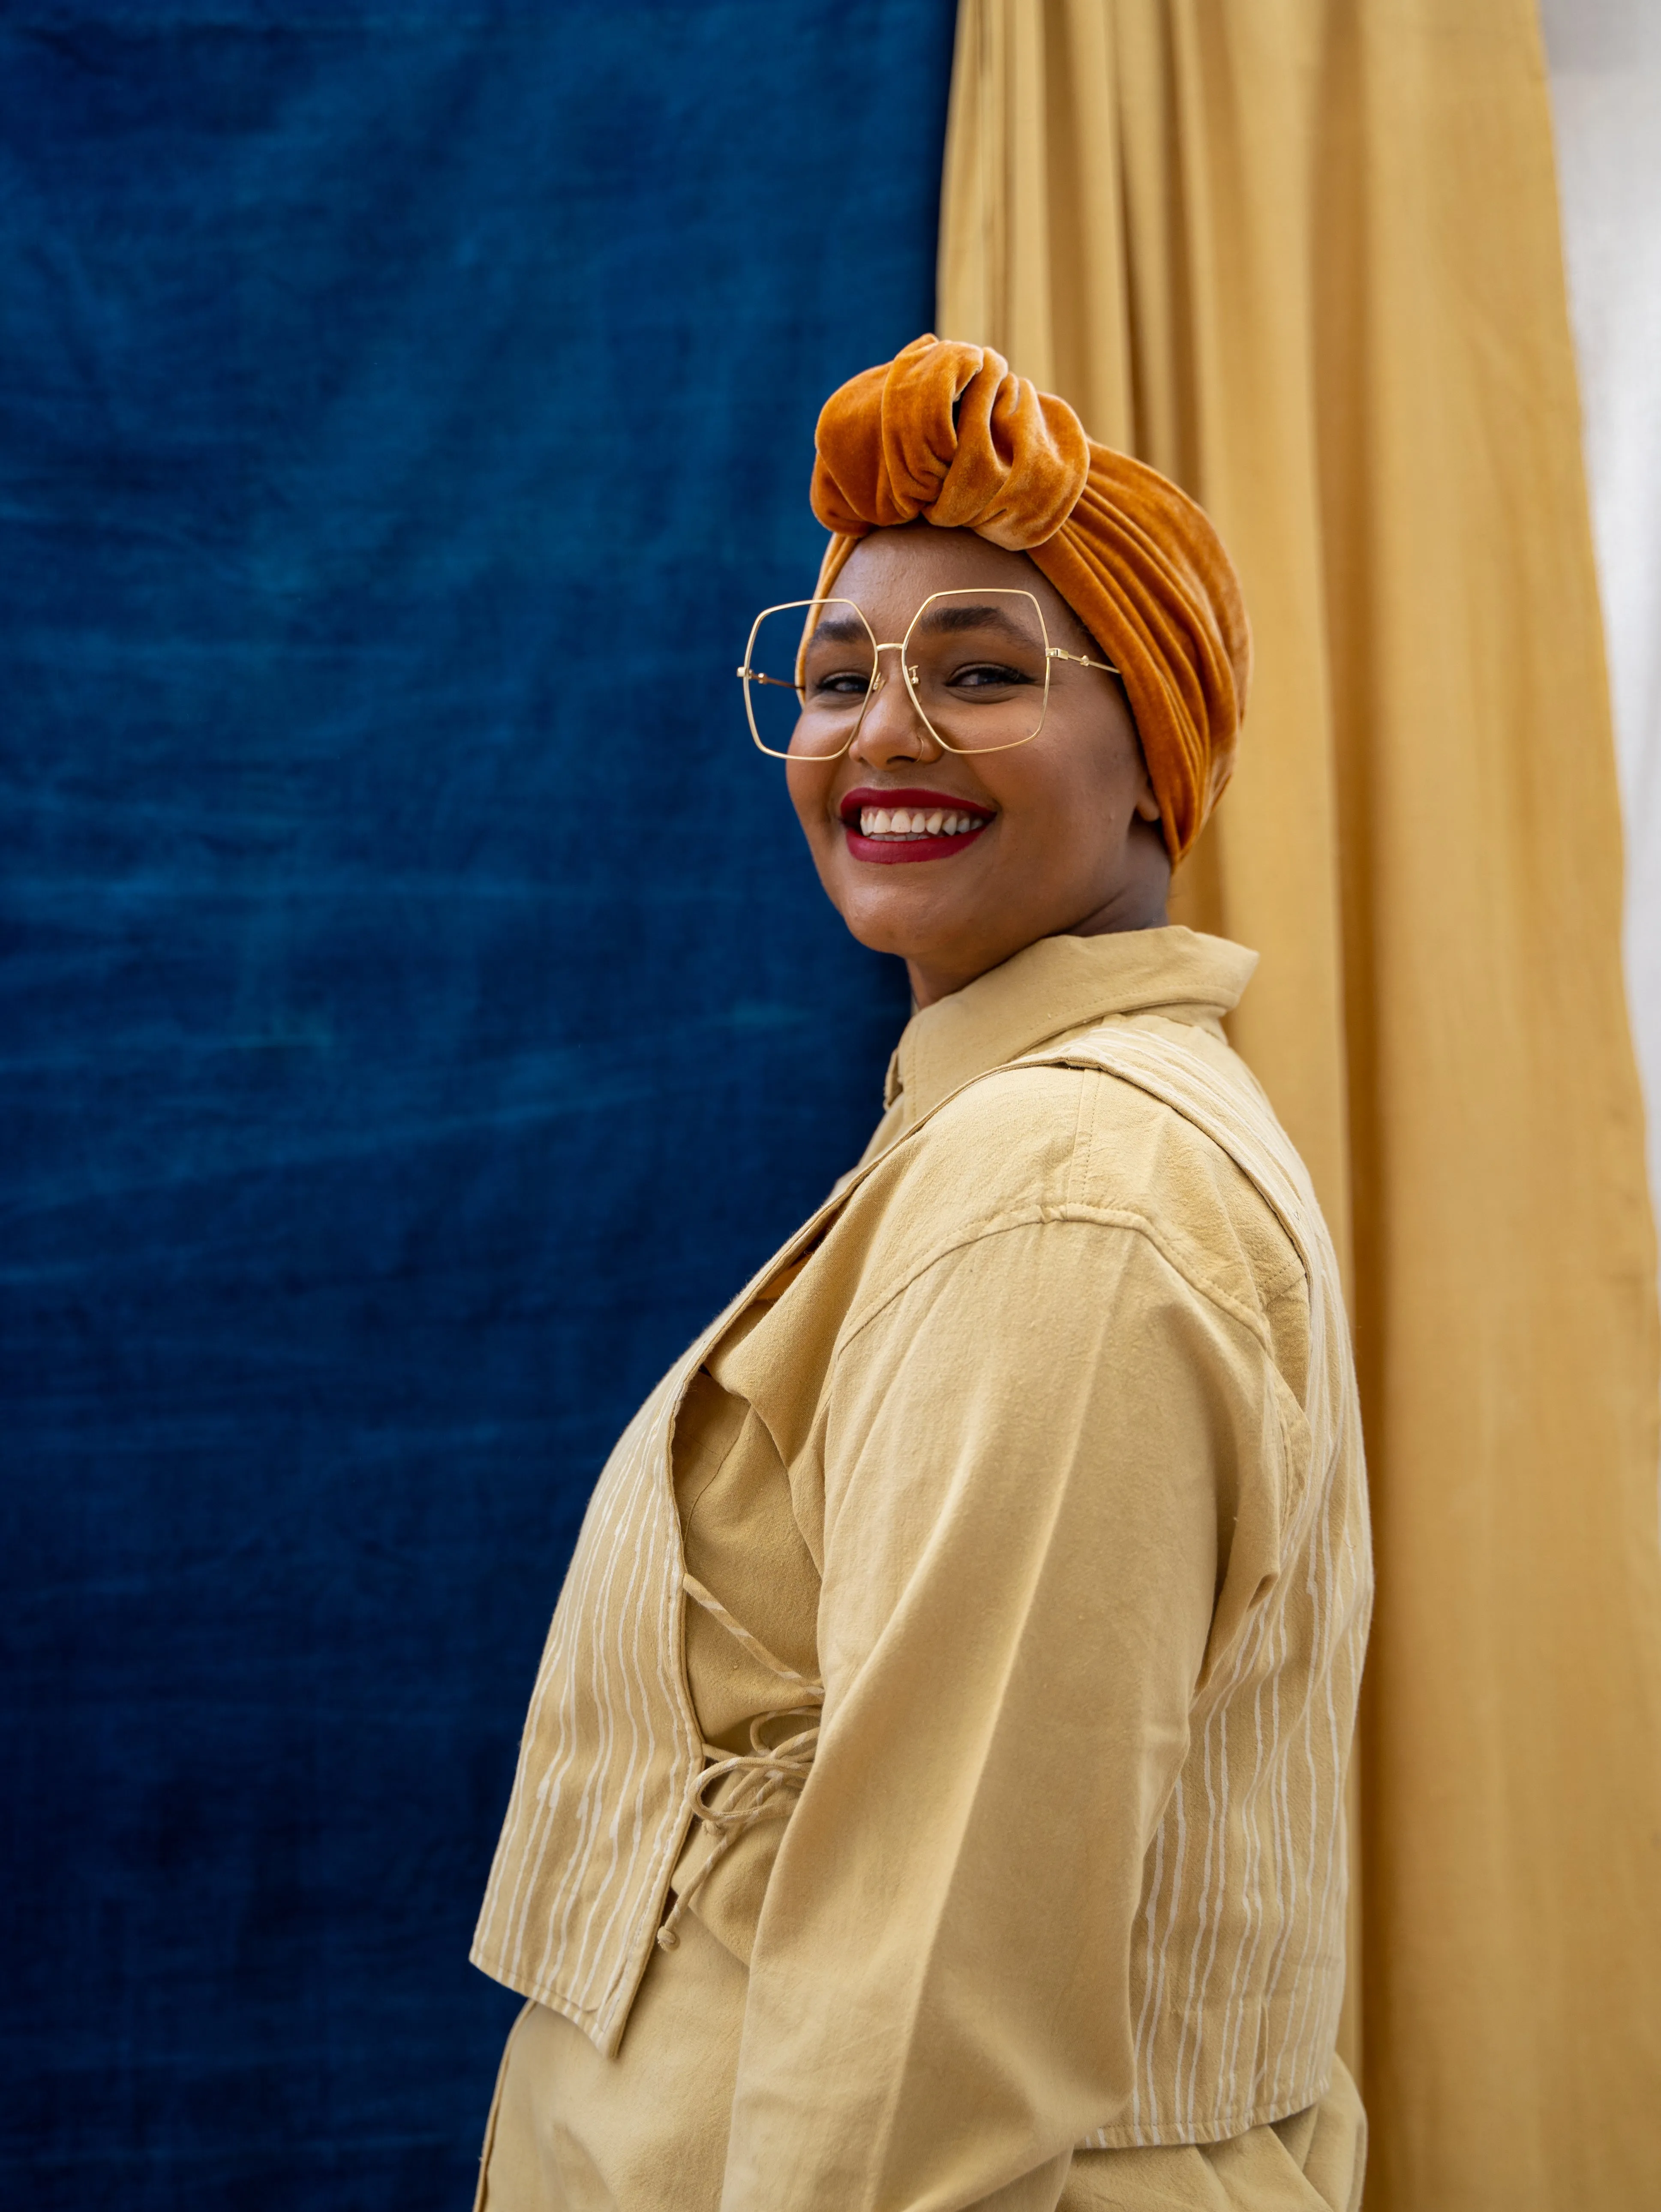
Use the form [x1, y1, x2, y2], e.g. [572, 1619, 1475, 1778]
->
[469, 339, 1373, 2212]
[782, 530, 1168, 1002]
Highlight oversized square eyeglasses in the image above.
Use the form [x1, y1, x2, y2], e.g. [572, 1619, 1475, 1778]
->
[736, 588, 1117, 761]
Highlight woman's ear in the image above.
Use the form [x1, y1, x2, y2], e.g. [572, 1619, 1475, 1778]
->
[1133, 759, 1162, 823]
[1119, 694, 1161, 824]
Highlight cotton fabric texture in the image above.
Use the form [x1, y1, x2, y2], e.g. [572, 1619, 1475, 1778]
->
[473, 928, 1372, 2209]
[808, 333, 1251, 861]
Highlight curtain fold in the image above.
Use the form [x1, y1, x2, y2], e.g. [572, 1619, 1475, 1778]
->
[938, 4, 1661, 2206]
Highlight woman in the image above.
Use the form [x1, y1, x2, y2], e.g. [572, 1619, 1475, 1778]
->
[471, 336, 1371, 2212]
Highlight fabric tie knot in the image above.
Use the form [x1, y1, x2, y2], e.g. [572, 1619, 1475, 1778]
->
[656, 1572, 824, 1954]
[811, 333, 1090, 549]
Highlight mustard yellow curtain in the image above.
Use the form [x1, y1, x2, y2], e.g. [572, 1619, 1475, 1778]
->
[937, 3, 1661, 2205]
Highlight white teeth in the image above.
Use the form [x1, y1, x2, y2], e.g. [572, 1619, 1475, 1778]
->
[855, 803, 988, 839]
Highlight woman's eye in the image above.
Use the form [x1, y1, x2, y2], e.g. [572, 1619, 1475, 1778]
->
[810, 668, 871, 699]
[950, 661, 1034, 691]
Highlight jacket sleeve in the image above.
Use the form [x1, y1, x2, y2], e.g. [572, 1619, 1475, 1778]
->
[718, 1214, 1286, 2212]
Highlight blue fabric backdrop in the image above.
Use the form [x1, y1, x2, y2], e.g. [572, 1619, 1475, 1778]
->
[1, 6, 954, 2202]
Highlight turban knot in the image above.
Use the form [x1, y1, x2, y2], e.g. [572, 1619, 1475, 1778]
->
[808, 333, 1251, 862]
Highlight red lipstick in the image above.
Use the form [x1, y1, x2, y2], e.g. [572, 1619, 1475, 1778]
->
[838, 786, 995, 867]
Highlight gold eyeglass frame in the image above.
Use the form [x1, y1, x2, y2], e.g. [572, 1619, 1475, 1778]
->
[735, 587, 1119, 762]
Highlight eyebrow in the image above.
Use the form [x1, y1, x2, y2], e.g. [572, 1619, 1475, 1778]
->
[808, 603, 1035, 648]
[808, 614, 870, 647]
[912, 602, 1034, 641]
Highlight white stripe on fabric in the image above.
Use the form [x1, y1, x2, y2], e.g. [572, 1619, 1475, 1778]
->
[1045, 1029, 1368, 2149]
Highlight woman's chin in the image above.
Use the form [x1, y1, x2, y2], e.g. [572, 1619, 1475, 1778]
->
[841, 914, 928, 963]
[839, 905, 1010, 990]
[830, 880, 953, 960]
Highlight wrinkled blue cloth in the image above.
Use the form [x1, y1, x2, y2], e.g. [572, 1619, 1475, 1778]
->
[0, 6, 951, 2204]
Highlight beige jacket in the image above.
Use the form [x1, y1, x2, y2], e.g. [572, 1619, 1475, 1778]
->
[473, 927, 1371, 2207]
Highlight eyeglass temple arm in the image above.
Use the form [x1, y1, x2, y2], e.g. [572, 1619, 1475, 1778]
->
[1048, 645, 1120, 675]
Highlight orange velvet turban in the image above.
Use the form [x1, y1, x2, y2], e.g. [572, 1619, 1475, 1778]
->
[809, 334, 1251, 862]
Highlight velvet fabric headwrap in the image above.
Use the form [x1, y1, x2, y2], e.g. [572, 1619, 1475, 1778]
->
[809, 334, 1252, 862]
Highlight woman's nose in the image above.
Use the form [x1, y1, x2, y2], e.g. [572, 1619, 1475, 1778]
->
[849, 654, 937, 768]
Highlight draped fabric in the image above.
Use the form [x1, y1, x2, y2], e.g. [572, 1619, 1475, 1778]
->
[937, 4, 1661, 2207]
[1, 7, 953, 2204]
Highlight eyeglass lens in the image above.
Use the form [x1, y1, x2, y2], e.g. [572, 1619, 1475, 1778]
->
[743, 591, 1053, 759]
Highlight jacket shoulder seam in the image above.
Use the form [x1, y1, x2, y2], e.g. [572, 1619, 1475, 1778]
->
[835, 1203, 1279, 1362]
[898, 1063, 1307, 1305]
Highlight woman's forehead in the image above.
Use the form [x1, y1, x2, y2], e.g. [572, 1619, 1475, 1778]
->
[834, 526, 1082, 638]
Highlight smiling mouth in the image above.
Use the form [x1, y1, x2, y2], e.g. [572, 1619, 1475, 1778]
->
[838, 786, 996, 865]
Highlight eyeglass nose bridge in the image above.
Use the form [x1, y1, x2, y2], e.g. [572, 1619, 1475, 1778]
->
[854, 638, 935, 759]
[866, 640, 921, 694]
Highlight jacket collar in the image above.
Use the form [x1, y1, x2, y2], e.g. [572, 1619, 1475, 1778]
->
[885, 927, 1258, 1122]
